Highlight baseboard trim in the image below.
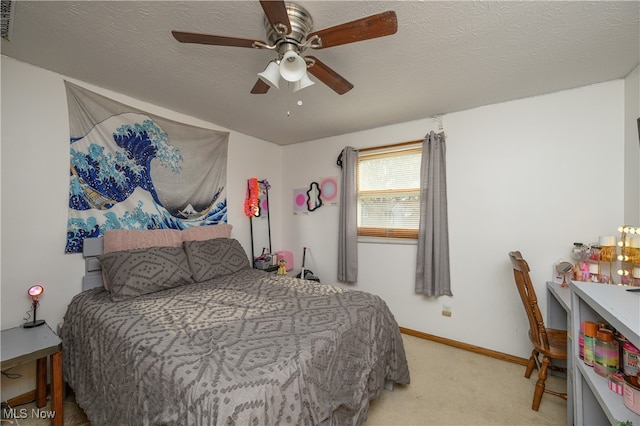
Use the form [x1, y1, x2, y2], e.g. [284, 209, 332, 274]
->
[4, 389, 37, 408]
[399, 327, 529, 366]
[4, 382, 70, 409]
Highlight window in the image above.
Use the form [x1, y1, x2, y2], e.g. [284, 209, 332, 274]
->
[357, 142, 422, 239]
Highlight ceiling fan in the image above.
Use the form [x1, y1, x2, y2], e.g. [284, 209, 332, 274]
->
[172, 1, 397, 95]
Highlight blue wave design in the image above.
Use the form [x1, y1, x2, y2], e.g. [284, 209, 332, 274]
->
[65, 197, 227, 253]
[70, 119, 178, 209]
[66, 115, 226, 253]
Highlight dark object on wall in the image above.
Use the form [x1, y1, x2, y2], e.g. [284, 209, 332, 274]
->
[637, 117, 639, 145]
[296, 247, 320, 282]
[307, 182, 322, 211]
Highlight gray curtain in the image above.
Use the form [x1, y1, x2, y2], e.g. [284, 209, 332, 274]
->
[338, 146, 358, 282]
[415, 131, 452, 296]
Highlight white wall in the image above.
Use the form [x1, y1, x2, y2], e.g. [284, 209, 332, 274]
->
[281, 80, 626, 359]
[0, 54, 631, 399]
[0, 57, 282, 398]
[624, 64, 640, 225]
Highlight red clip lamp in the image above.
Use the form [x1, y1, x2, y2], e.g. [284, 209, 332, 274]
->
[23, 284, 45, 328]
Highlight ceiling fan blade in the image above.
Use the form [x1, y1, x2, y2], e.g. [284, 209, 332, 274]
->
[259, 0, 291, 35]
[172, 31, 262, 48]
[306, 56, 354, 95]
[251, 79, 271, 94]
[308, 11, 398, 49]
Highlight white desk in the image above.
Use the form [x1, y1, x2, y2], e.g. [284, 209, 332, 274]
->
[571, 281, 640, 426]
[548, 280, 640, 425]
[1, 323, 63, 426]
[546, 281, 573, 426]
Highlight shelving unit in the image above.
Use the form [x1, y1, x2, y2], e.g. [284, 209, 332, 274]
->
[570, 281, 640, 425]
[546, 281, 573, 426]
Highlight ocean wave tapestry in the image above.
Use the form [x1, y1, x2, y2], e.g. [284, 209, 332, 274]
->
[64, 81, 229, 253]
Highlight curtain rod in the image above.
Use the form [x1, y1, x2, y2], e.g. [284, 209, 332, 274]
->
[360, 117, 444, 153]
[359, 139, 423, 153]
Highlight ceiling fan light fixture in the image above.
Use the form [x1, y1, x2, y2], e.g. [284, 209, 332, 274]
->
[173, 2, 398, 96]
[293, 72, 315, 92]
[257, 61, 281, 89]
[279, 50, 307, 82]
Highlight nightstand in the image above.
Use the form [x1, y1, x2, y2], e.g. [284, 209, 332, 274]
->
[1, 322, 63, 426]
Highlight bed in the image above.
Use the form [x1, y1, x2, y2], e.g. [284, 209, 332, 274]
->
[62, 230, 410, 425]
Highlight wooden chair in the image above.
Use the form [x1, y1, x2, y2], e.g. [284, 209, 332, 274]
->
[508, 251, 568, 411]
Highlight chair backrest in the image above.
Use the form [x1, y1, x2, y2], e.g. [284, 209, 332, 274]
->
[509, 251, 550, 351]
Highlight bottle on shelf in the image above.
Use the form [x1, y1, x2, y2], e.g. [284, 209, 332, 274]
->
[583, 321, 598, 367]
[588, 262, 600, 283]
[594, 328, 618, 377]
[579, 322, 585, 359]
[622, 340, 640, 377]
[624, 237, 639, 263]
[633, 265, 640, 287]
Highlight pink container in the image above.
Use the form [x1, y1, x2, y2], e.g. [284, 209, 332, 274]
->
[623, 375, 640, 415]
[276, 251, 294, 271]
[609, 373, 625, 395]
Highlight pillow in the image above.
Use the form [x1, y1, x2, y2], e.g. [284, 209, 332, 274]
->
[99, 246, 194, 301]
[103, 229, 182, 254]
[183, 238, 250, 282]
[181, 224, 233, 242]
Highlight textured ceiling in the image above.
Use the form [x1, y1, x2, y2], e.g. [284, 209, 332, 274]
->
[2, 1, 639, 145]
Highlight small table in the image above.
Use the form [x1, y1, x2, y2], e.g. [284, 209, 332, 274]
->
[1, 323, 63, 426]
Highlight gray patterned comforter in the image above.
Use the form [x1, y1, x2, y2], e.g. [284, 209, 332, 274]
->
[63, 269, 410, 425]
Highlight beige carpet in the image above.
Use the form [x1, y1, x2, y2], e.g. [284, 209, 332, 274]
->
[5, 333, 566, 425]
[366, 334, 566, 425]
